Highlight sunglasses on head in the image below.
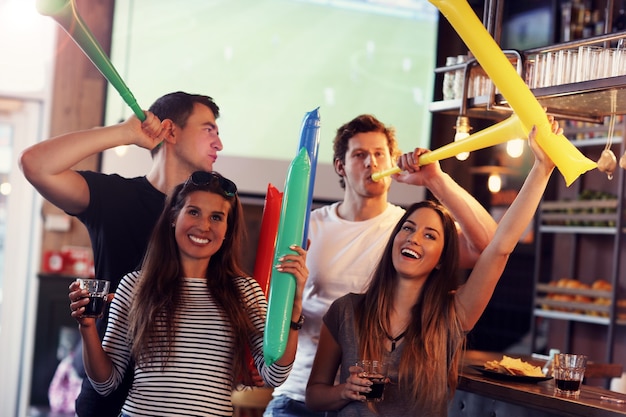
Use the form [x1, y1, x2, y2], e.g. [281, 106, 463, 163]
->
[185, 171, 237, 197]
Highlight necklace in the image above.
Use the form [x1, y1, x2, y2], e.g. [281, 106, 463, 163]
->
[385, 330, 408, 352]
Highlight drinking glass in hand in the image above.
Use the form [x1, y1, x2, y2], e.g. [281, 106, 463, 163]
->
[553, 353, 587, 398]
[356, 360, 388, 402]
[77, 278, 110, 318]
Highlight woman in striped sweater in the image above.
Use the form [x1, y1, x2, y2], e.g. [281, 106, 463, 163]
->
[69, 171, 308, 416]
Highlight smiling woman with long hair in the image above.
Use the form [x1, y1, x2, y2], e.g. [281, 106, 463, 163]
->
[69, 171, 308, 417]
[306, 121, 559, 417]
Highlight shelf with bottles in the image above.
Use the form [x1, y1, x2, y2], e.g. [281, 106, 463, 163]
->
[539, 193, 622, 233]
[533, 277, 626, 325]
[430, 31, 626, 123]
[430, 51, 522, 120]
[564, 116, 625, 142]
[560, 0, 612, 43]
[533, 308, 626, 325]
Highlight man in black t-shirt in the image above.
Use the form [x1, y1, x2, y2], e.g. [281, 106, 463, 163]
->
[20, 91, 224, 417]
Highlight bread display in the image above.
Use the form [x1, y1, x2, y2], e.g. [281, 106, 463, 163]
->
[538, 278, 625, 319]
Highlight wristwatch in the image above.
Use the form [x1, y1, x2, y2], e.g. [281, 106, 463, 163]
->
[290, 314, 305, 330]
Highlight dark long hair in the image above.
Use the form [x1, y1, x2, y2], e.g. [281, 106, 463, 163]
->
[357, 200, 465, 415]
[128, 172, 258, 385]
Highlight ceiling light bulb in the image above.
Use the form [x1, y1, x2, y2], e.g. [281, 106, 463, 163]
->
[454, 116, 472, 161]
[455, 152, 470, 161]
[506, 138, 525, 158]
[0, 182, 11, 196]
[488, 173, 502, 193]
[454, 131, 470, 161]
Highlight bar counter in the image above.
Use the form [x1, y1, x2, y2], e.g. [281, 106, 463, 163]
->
[450, 351, 626, 417]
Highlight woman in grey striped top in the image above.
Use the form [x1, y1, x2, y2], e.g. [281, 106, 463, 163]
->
[69, 171, 308, 416]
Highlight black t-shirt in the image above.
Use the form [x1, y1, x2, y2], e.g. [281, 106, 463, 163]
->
[72, 171, 166, 417]
[76, 171, 166, 292]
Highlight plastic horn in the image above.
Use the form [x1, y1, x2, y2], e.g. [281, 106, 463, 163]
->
[36, 0, 145, 121]
[429, 0, 596, 186]
[245, 184, 282, 376]
[264, 148, 311, 365]
[252, 184, 283, 297]
[372, 114, 528, 181]
[297, 107, 321, 247]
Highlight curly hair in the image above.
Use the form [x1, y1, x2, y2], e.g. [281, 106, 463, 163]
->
[332, 114, 401, 189]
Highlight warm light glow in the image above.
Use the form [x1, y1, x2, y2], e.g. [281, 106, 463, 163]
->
[454, 116, 472, 161]
[488, 173, 502, 193]
[0, 0, 55, 93]
[506, 138, 525, 158]
[455, 151, 470, 161]
[114, 145, 129, 157]
[454, 130, 470, 161]
[0, 182, 11, 196]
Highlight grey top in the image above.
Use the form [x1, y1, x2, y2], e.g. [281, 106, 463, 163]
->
[324, 292, 438, 417]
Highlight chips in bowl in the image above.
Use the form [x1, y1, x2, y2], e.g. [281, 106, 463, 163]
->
[484, 355, 545, 377]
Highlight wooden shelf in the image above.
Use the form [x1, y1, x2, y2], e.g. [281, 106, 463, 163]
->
[538, 225, 619, 234]
[529, 123, 626, 367]
[539, 199, 620, 229]
[534, 76, 626, 120]
[566, 137, 624, 147]
[533, 282, 623, 325]
[430, 31, 626, 123]
[429, 76, 626, 123]
[533, 308, 614, 325]
[536, 282, 613, 299]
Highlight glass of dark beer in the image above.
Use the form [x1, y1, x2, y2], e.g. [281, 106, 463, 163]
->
[553, 353, 587, 397]
[77, 278, 110, 318]
[356, 360, 388, 402]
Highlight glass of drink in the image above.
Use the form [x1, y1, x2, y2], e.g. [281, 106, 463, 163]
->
[356, 360, 388, 402]
[77, 278, 110, 318]
[553, 353, 587, 397]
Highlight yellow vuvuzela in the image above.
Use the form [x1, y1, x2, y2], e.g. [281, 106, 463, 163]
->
[429, 0, 596, 186]
[374, 0, 597, 185]
[372, 114, 529, 182]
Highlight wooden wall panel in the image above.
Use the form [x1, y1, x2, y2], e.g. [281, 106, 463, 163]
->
[40, 0, 116, 268]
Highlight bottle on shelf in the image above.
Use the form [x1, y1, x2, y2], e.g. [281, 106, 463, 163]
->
[592, 9, 604, 36]
[582, 4, 594, 38]
[561, 2, 573, 42]
[614, 0, 626, 31]
[563, 0, 606, 41]
[571, 0, 585, 40]
[453, 54, 468, 100]
[442, 56, 457, 101]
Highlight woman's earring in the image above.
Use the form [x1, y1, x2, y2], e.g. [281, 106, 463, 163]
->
[171, 222, 175, 228]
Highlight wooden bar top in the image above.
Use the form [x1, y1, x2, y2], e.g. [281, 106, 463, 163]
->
[459, 351, 626, 417]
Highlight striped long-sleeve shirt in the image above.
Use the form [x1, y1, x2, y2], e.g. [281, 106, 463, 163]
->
[90, 271, 292, 416]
